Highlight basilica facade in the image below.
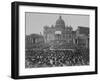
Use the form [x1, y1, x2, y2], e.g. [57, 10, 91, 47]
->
[43, 16, 74, 44]
[43, 16, 77, 48]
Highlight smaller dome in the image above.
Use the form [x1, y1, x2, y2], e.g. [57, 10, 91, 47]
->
[56, 16, 65, 26]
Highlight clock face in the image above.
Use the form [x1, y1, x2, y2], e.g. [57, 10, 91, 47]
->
[55, 31, 61, 34]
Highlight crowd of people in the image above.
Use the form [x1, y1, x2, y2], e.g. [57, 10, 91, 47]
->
[25, 48, 89, 68]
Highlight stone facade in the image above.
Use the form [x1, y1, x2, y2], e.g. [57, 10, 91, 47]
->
[76, 26, 89, 48]
[43, 16, 74, 44]
[25, 34, 44, 49]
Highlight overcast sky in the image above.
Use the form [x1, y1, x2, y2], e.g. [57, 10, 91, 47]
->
[25, 12, 89, 35]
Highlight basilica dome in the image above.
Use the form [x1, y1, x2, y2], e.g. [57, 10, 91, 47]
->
[56, 16, 65, 26]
